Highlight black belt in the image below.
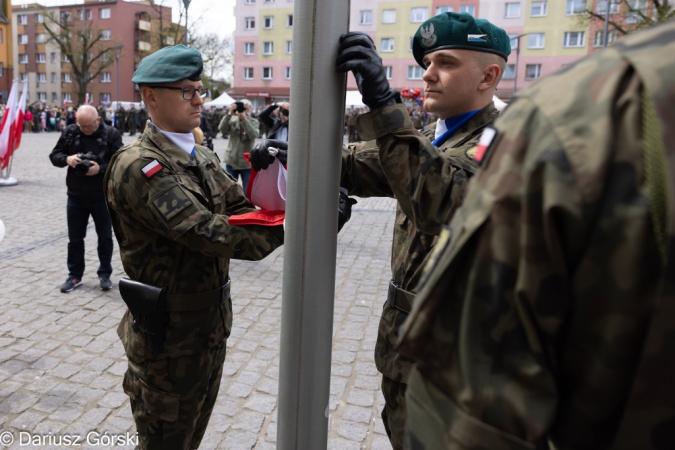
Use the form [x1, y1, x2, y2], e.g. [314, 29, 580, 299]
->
[164, 279, 231, 312]
[387, 280, 415, 314]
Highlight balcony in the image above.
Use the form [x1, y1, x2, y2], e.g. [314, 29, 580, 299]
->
[137, 20, 151, 31]
[138, 41, 151, 52]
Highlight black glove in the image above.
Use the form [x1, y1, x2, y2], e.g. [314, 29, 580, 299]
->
[249, 139, 288, 171]
[338, 191, 357, 232]
[336, 32, 401, 110]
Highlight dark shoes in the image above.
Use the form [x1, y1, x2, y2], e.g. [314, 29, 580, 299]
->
[99, 275, 113, 291]
[60, 276, 83, 293]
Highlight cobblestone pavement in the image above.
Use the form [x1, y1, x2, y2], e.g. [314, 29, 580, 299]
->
[0, 132, 397, 449]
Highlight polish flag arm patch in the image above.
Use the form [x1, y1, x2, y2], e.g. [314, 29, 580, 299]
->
[142, 160, 163, 178]
[473, 127, 497, 164]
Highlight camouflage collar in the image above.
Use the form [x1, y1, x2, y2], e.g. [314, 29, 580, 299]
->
[423, 102, 499, 148]
[142, 122, 196, 166]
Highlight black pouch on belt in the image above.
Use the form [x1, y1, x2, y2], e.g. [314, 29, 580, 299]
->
[118, 278, 165, 353]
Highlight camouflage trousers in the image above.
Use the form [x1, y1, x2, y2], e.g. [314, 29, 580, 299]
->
[123, 342, 226, 450]
[381, 375, 408, 450]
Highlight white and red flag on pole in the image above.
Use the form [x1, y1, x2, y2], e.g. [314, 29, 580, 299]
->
[13, 79, 28, 153]
[0, 80, 19, 170]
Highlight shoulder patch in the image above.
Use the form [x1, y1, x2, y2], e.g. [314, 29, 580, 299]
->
[466, 145, 477, 159]
[473, 127, 497, 164]
[151, 185, 193, 223]
[142, 159, 163, 178]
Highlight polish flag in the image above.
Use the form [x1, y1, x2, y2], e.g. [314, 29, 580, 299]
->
[13, 80, 28, 152]
[0, 80, 19, 170]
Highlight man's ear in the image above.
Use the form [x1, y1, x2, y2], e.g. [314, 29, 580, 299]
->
[478, 64, 501, 93]
[141, 87, 158, 109]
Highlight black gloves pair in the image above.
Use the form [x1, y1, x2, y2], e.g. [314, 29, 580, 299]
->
[336, 32, 401, 110]
[249, 139, 288, 171]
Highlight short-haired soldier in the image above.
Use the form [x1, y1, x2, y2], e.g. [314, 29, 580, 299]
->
[104, 45, 284, 450]
[333, 13, 510, 449]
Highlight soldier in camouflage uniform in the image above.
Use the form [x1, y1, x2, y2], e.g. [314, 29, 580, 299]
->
[138, 105, 148, 131]
[104, 45, 284, 450]
[398, 20, 675, 450]
[335, 13, 510, 449]
[115, 105, 126, 135]
[127, 104, 138, 136]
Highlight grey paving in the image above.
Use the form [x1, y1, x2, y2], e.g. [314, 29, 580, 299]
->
[0, 132, 396, 448]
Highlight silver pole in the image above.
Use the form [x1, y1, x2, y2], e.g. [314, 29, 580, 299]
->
[276, 0, 349, 447]
[603, 0, 611, 47]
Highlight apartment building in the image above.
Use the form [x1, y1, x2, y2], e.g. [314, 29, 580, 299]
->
[12, 0, 174, 107]
[0, 0, 13, 103]
[232, 0, 633, 104]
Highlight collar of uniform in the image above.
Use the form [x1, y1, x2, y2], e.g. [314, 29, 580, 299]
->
[144, 122, 196, 165]
[440, 102, 499, 148]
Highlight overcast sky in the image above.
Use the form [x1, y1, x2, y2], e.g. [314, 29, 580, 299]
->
[10, 0, 237, 37]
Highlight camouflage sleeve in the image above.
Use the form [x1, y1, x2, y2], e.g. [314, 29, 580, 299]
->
[112, 158, 283, 261]
[339, 140, 394, 198]
[357, 103, 475, 236]
[400, 65, 656, 447]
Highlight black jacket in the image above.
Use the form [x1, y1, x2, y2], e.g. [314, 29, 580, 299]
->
[259, 103, 289, 141]
[49, 122, 123, 199]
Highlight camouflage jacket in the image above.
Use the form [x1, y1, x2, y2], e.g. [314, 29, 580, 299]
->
[399, 21, 675, 450]
[341, 102, 497, 382]
[219, 114, 259, 169]
[104, 122, 283, 358]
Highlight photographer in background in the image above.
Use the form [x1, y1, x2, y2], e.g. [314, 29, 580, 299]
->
[49, 105, 123, 293]
[259, 101, 290, 142]
[219, 100, 259, 191]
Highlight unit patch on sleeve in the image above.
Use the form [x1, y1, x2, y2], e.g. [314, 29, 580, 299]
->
[142, 160, 163, 179]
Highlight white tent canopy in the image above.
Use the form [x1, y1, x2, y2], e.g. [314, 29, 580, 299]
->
[203, 92, 236, 108]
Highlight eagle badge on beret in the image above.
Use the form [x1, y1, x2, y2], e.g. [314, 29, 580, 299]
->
[420, 23, 437, 48]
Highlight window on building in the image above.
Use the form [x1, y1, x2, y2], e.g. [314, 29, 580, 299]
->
[264, 0, 274, 3]
[563, 31, 585, 47]
[63, 54, 70, 63]
[262, 67, 273, 80]
[286, 40, 292, 54]
[243, 67, 254, 80]
[410, 7, 428, 22]
[0, 29, 3, 44]
[19, 54, 28, 64]
[505, 2, 521, 17]
[19, 72, 27, 82]
[36, 13, 44, 23]
[409, 37, 413, 51]
[508, 34, 519, 49]
[18, 35, 28, 44]
[101, 51, 110, 62]
[408, 65, 424, 80]
[525, 64, 542, 79]
[380, 38, 395, 52]
[63, 73, 72, 83]
[36, 53, 46, 63]
[593, 29, 617, 47]
[63, 92, 72, 103]
[77, 9, 84, 20]
[527, 33, 545, 49]
[436, 6, 453, 15]
[287, 14, 293, 27]
[382, 9, 396, 24]
[51, 53, 57, 63]
[596, 0, 620, 13]
[37, 34, 47, 43]
[245, 17, 255, 30]
[502, 64, 516, 79]
[263, 41, 274, 55]
[263, 16, 274, 29]
[384, 66, 392, 80]
[38, 73, 46, 83]
[101, 30, 111, 40]
[244, 42, 255, 55]
[100, 8, 111, 19]
[0, 63, 3, 77]
[360, 10, 372, 24]
[38, 92, 47, 102]
[52, 92, 57, 103]
[285, 66, 291, 79]
[61, 11, 71, 22]
[100, 72, 111, 83]
[18, 14, 27, 25]
[86, 9, 92, 20]
[51, 72, 56, 83]
[626, 0, 647, 23]
[460, 5, 475, 16]
[245, 0, 255, 4]
[566, 0, 586, 15]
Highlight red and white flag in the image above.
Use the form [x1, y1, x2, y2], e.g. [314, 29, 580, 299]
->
[13, 80, 28, 153]
[0, 80, 19, 169]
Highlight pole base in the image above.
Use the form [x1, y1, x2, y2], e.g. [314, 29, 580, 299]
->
[0, 177, 19, 186]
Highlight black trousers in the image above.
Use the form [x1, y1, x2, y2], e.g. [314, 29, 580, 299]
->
[66, 195, 113, 279]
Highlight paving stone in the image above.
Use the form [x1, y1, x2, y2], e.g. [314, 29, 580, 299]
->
[244, 394, 276, 414]
[347, 389, 375, 407]
[0, 392, 39, 413]
[371, 435, 394, 450]
[327, 440, 362, 450]
[227, 383, 254, 398]
[221, 431, 257, 449]
[232, 411, 265, 433]
[342, 405, 373, 424]
[337, 420, 369, 442]
[9, 410, 46, 430]
[354, 375, 379, 390]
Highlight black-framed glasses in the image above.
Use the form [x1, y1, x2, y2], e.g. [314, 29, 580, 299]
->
[150, 86, 208, 101]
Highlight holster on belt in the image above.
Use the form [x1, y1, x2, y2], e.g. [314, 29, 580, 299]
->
[387, 280, 416, 314]
[119, 278, 165, 353]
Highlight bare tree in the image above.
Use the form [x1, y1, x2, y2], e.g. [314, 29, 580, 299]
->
[193, 33, 233, 91]
[579, 0, 674, 36]
[147, 0, 205, 48]
[40, 6, 120, 105]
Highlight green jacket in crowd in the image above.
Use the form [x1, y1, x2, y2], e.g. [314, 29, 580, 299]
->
[219, 113, 259, 169]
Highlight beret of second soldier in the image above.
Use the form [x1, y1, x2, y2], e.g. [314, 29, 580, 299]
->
[132, 44, 203, 84]
[412, 12, 511, 68]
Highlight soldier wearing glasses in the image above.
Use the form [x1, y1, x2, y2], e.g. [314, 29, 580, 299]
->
[104, 45, 284, 449]
[49, 104, 123, 293]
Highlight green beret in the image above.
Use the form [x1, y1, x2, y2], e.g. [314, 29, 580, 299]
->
[413, 12, 511, 67]
[132, 45, 203, 84]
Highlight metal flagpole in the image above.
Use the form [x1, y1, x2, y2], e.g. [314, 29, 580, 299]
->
[276, 0, 350, 447]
